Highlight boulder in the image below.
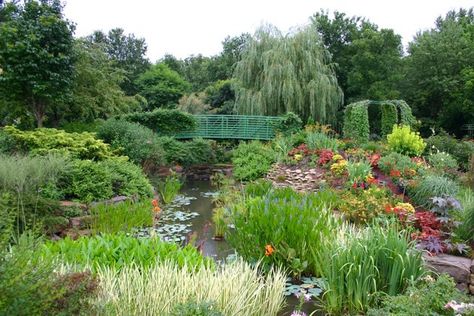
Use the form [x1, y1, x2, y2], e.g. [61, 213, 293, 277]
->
[423, 254, 471, 284]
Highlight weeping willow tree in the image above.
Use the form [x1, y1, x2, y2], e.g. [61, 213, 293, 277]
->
[233, 25, 343, 124]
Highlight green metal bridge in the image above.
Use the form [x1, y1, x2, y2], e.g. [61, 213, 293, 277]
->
[175, 115, 281, 140]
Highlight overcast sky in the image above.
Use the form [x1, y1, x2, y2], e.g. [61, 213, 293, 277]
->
[63, 0, 473, 62]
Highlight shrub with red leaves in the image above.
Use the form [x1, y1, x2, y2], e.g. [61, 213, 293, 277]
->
[288, 144, 312, 157]
[369, 153, 381, 167]
[318, 149, 334, 165]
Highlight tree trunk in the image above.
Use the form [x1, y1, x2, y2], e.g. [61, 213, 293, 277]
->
[32, 99, 45, 128]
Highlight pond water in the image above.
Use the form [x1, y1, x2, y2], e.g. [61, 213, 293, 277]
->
[150, 177, 321, 316]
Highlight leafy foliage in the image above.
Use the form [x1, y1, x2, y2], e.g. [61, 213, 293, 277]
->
[2, 126, 119, 160]
[232, 141, 275, 181]
[367, 274, 469, 316]
[119, 108, 197, 135]
[41, 233, 213, 271]
[387, 125, 426, 157]
[234, 25, 343, 123]
[343, 101, 370, 142]
[97, 119, 166, 166]
[378, 152, 419, 179]
[428, 152, 459, 177]
[65, 40, 143, 123]
[426, 134, 474, 170]
[0, 234, 98, 315]
[136, 63, 190, 110]
[87, 28, 150, 96]
[402, 9, 474, 136]
[62, 159, 153, 202]
[170, 301, 222, 316]
[0, 0, 76, 127]
[274, 112, 303, 136]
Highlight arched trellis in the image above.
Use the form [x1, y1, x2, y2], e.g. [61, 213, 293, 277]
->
[343, 100, 416, 142]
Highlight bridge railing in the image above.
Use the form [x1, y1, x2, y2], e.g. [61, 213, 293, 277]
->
[175, 115, 281, 140]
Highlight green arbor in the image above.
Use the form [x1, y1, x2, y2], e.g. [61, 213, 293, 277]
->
[343, 100, 416, 141]
[233, 25, 343, 124]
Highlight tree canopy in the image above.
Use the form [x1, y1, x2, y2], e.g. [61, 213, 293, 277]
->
[312, 11, 403, 103]
[233, 25, 343, 124]
[87, 28, 150, 95]
[136, 63, 190, 110]
[402, 8, 474, 135]
[0, 0, 76, 127]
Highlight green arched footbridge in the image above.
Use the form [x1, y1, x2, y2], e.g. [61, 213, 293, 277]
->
[175, 115, 280, 140]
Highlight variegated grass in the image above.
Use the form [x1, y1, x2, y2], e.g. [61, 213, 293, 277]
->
[95, 260, 286, 316]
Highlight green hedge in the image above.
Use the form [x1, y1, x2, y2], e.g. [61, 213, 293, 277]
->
[119, 109, 197, 135]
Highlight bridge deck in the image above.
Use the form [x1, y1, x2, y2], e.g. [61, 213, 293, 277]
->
[174, 115, 280, 140]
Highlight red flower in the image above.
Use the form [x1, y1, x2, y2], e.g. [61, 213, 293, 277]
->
[389, 169, 401, 177]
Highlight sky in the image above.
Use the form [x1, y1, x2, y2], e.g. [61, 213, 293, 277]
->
[62, 0, 473, 62]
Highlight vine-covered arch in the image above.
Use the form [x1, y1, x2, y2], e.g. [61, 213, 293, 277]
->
[343, 100, 416, 142]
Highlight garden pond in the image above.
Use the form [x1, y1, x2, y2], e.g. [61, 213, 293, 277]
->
[148, 178, 322, 315]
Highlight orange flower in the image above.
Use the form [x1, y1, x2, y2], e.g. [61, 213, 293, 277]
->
[265, 244, 275, 256]
[152, 199, 161, 213]
[390, 169, 401, 177]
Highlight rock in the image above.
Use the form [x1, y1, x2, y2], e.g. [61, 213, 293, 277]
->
[423, 254, 471, 284]
[470, 284, 474, 295]
[60, 200, 87, 210]
[471, 274, 474, 285]
[69, 216, 93, 229]
[457, 283, 468, 293]
[471, 260, 474, 273]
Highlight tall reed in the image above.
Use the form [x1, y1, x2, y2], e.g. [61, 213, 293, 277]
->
[313, 221, 425, 314]
[95, 260, 286, 316]
[89, 200, 153, 234]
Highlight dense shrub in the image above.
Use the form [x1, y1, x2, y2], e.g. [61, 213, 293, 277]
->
[427, 152, 459, 177]
[315, 222, 425, 315]
[41, 233, 213, 271]
[367, 274, 468, 316]
[387, 125, 426, 157]
[157, 137, 215, 166]
[1, 126, 118, 160]
[232, 141, 275, 181]
[408, 175, 459, 207]
[119, 109, 196, 135]
[228, 188, 340, 277]
[378, 152, 419, 178]
[62, 159, 153, 202]
[426, 134, 474, 169]
[97, 119, 166, 166]
[184, 138, 216, 165]
[274, 112, 303, 136]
